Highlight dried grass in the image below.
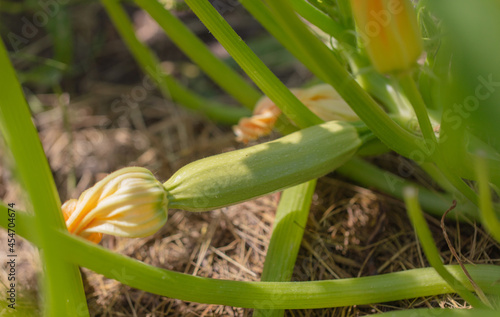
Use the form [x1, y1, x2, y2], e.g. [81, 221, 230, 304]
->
[0, 5, 499, 316]
[1, 88, 499, 316]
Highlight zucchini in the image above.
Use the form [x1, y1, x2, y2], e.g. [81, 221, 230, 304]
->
[164, 121, 362, 211]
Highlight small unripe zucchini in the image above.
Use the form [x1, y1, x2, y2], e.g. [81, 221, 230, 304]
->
[164, 121, 361, 212]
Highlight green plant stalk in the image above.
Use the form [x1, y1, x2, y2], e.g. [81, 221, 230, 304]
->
[1, 207, 500, 309]
[435, 161, 480, 206]
[0, 0, 24, 13]
[184, 0, 323, 129]
[248, 45, 319, 314]
[418, 161, 458, 195]
[394, 73, 482, 206]
[240, 0, 401, 116]
[254, 180, 316, 317]
[240, 0, 322, 80]
[100, 0, 250, 124]
[437, 128, 500, 191]
[308, 0, 335, 18]
[49, 4, 73, 68]
[336, 0, 355, 32]
[348, 54, 404, 115]
[0, 40, 88, 316]
[417, 5, 447, 112]
[256, 0, 336, 93]
[21, 2, 73, 87]
[427, 0, 500, 185]
[397, 73, 438, 158]
[467, 136, 500, 187]
[290, 0, 344, 40]
[438, 93, 470, 181]
[337, 158, 481, 221]
[134, 0, 261, 109]
[373, 308, 500, 317]
[475, 155, 500, 243]
[403, 187, 487, 309]
[392, 75, 483, 209]
[262, 0, 423, 159]
[164, 121, 362, 212]
[429, 37, 488, 188]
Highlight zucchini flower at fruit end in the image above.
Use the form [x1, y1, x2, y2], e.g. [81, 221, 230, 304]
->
[62, 167, 168, 243]
[350, 0, 423, 74]
[233, 84, 358, 143]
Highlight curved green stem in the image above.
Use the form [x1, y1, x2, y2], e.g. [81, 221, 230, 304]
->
[389, 73, 482, 209]
[418, 162, 458, 195]
[184, 0, 323, 129]
[101, 0, 250, 124]
[0, 39, 88, 316]
[254, 180, 316, 317]
[348, 54, 404, 115]
[337, 158, 481, 221]
[373, 309, 499, 317]
[263, 0, 423, 158]
[240, 0, 323, 81]
[240, 0, 402, 117]
[475, 155, 500, 243]
[404, 187, 488, 309]
[134, 0, 261, 109]
[290, 0, 345, 40]
[398, 73, 438, 158]
[1, 206, 500, 310]
[399, 74, 483, 208]
[435, 162, 479, 206]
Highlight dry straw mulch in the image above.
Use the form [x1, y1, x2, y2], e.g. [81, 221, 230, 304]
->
[1, 86, 498, 316]
[0, 4, 499, 316]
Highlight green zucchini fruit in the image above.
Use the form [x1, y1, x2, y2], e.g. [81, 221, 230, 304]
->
[164, 121, 362, 212]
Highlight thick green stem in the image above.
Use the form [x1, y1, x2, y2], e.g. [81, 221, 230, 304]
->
[240, 0, 403, 119]
[1, 206, 500, 310]
[184, 0, 323, 129]
[348, 54, 405, 115]
[0, 39, 88, 316]
[263, 0, 423, 158]
[134, 0, 261, 109]
[290, 0, 345, 40]
[435, 162, 480, 206]
[398, 73, 438, 158]
[240, 0, 323, 80]
[475, 155, 500, 243]
[396, 72, 483, 207]
[403, 187, 487, 309]
[373, 309, 499, 317]
[100, 0, 250, 124]
[254, 180, 316, 317]
[337, 158, 481, 221]
[418, 162, 458, 195]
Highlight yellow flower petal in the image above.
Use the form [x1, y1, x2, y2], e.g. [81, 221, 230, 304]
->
[62, 167, 168, 243]
[351, 0, 423, 74]
[233, 84, 358, 143]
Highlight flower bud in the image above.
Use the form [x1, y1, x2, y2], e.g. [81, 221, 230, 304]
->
[350, 0, 423, 74]
[62, 167, 168, 243]
[233, 84, 358, 143]
[233, 95, 282, 143]
[294, 84, 359, 122]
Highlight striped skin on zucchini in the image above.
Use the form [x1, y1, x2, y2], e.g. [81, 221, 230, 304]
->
[164, 121, 361, 212]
